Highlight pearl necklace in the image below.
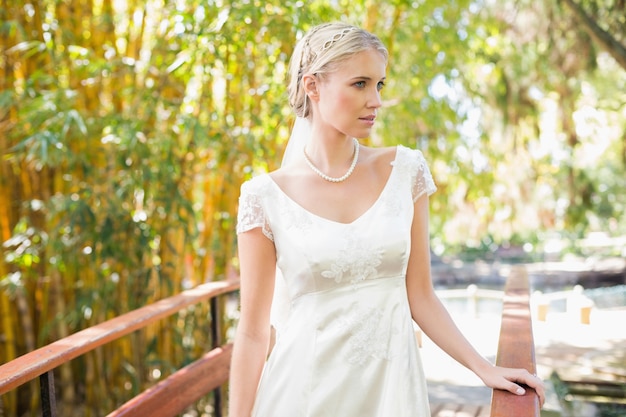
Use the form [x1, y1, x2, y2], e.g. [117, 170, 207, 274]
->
[303, 138, 359, 183]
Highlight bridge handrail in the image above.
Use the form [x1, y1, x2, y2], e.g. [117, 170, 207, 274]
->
[0, 279, 240, 416]
[490, 266, 541, 416]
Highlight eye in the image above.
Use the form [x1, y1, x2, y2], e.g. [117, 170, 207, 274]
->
[377, 81, 385, 91]
[354, 81, 366, 88]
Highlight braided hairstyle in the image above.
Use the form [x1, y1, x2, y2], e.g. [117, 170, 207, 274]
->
[287, 23, 388, 118]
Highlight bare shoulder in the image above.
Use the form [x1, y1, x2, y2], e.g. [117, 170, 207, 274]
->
[359, 144, 398, 172]
[267, 161, 308, 190]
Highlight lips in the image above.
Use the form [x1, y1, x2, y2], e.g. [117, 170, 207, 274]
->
[360, 115, 376, 122]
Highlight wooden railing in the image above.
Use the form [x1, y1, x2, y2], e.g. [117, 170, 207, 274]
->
[0, 279, 240, 417]
[1, 267, 540, 417]
[490, 266, 541, 417]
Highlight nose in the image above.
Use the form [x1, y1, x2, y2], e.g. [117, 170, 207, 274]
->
[368, 88, 382, 109]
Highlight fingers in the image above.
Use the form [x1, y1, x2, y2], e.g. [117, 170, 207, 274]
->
[529, 373, 546, 407]
[492, 367, 546, 407]
[512, 370, 546, 407]
[504, 380, 526, 396]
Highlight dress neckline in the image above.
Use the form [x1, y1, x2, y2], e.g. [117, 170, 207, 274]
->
[266, 145, 402, 226]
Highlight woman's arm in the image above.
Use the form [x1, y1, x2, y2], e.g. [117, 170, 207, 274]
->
[406, 195, 546, 406]
[228, 228, 277, 417]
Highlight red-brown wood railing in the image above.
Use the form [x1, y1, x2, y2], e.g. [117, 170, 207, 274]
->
[490, 266, 541, 417]
[0, 279, 240, 417]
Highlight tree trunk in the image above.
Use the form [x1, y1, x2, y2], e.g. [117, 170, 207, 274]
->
[561, 0, 626, 70]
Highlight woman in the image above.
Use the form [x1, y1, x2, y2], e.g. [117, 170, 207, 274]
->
[229, 22, 545, 417]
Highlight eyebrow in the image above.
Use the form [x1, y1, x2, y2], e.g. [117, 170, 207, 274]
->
[349, 76, 387, 81]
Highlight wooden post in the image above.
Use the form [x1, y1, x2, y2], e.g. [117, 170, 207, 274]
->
[40, 371, 57, 417]
[210, 296, 223, 417]
[533, 291, 549, 322]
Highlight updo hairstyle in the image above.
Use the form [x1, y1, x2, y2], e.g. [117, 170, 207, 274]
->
[287, 22, 388, 118]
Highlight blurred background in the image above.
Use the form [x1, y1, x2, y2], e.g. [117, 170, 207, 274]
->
[0, 0, 624, 415]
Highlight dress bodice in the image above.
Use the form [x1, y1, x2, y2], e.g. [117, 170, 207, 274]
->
[237, 144, 436, 329]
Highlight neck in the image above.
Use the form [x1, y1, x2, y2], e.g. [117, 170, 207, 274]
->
[305, 130, 356, 173]
[303, 137, 359, 183]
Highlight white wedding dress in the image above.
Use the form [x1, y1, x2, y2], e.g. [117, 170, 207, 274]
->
[236, 145, 437, 417]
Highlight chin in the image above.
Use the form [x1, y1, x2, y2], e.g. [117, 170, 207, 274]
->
[353, 128, 374, 139]
[338, 124, 372, 139]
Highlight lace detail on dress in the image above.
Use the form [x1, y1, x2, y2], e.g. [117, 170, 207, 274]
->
[335, 306, 396, 365]
[390, 146, 437, 204]
[236, 176, 274, 241]
[321, 237, 383, 284]
[278, 196, 314, 234]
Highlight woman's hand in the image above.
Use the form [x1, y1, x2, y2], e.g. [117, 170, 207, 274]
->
[478, 364, 546, 407]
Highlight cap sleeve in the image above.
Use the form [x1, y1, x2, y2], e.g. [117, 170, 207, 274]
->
[236, 177, 274, 241]
[407, 148, 437, 202]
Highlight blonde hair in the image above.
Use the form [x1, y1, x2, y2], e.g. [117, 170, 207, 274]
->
[287, 23, 388, 118]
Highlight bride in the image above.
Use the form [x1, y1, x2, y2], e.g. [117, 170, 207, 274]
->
[228, 21, 545, 417]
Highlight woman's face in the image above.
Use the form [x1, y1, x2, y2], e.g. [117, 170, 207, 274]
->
[314, 48, 387, 139]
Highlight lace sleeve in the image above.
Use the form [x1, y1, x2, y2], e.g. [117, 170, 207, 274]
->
[236, 178, 274, 241]
[410, 149, 437, 202]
